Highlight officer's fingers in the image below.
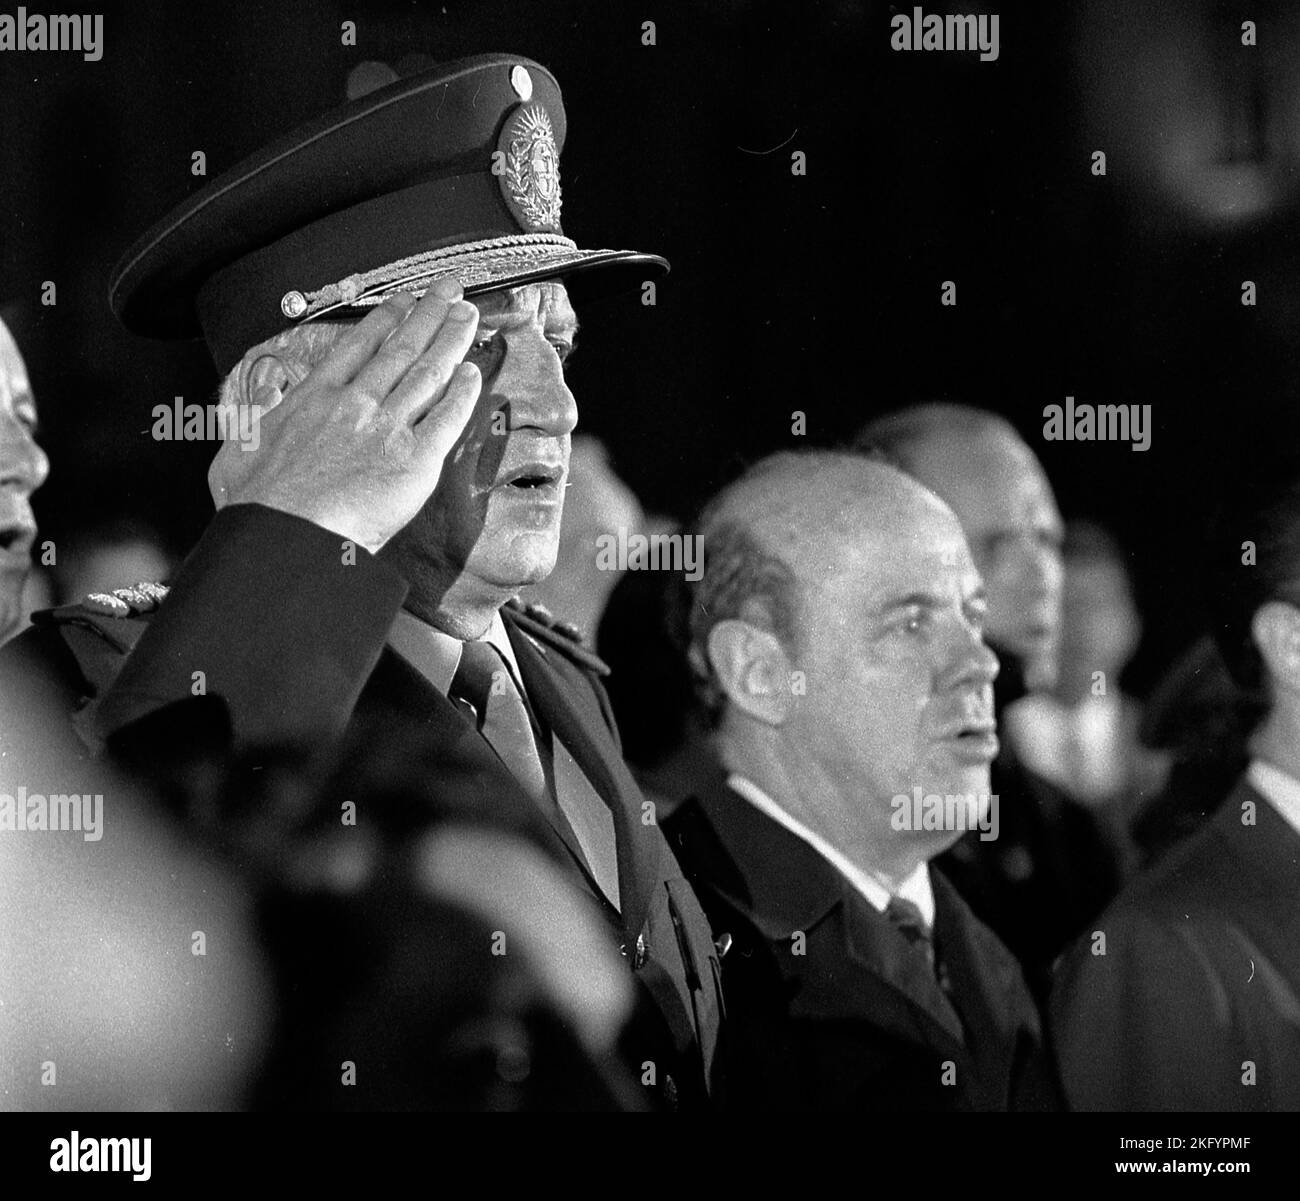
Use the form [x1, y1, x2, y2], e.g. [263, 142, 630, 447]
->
[309, 293, 417, 386]
[409, 362, 481, 460]
[387, 299, 480, 425]
[352, 279, 465, 400]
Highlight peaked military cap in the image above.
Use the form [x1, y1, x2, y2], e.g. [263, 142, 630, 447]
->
[109, 52, 669, 375]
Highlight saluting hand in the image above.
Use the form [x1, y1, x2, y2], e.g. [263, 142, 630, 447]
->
[208, 277, 481, 553]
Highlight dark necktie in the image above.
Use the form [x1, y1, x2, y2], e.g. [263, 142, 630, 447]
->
[885, 895, 937, 974]
[450, 639, 549, 802]
[449, 639, 620, 907]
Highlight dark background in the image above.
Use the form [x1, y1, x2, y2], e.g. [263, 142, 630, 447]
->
[5, 0, 1300, 692]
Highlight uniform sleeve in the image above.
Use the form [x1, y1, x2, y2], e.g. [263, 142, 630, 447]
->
[1049, 906, 1250, 1111]
[94, 504, 408, 751]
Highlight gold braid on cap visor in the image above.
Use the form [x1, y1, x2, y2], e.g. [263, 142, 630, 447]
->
[280, 232, 581, 321]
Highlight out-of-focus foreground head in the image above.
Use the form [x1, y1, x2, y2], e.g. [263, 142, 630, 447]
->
[855, 404, 1064, 693]
[0, 317, 50, 643]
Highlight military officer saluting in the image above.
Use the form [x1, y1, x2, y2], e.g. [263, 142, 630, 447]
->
[3, 53, 723, 1108]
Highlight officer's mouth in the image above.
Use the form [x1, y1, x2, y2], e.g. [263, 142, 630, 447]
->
[494, 461, 564, 501]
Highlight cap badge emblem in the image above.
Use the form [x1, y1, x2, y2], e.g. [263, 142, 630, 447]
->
[500, 104, 562, 233]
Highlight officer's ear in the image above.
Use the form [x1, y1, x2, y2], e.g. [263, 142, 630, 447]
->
[1252, 601, 1300, 694]
[244, 352, 293, 405]
[706, 618, 794, 727]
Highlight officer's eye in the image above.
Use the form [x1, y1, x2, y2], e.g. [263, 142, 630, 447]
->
[888, 610, 927, 637]
[548, 338, 575, 366]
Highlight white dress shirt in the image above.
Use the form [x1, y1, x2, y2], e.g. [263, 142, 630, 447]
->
[727, 773, 936, 928]
[1246, 759, 1300, 839]
[387, 608, 526, 696]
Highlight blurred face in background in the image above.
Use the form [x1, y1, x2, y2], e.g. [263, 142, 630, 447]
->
[1056, 551, 1141, 702]
[0, 320, 50, 641]
[900, 425, 1064, 692]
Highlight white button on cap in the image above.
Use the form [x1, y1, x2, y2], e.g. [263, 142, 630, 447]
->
[510, 64, 533, 101]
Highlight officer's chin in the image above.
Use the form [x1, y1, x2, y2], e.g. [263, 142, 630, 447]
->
[472, 533, 560, 592]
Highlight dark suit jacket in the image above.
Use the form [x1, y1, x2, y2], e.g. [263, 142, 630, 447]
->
[663, 775, 1058, 1111]
[937, 748, 1126, 1004]
[1050, 776, 1300, 1111]
[1, 503, 723, 1109]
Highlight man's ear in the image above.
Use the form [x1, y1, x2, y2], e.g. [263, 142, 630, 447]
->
[1251, 601, 1300, 692]
[705, 619, 794, 727]
[243, 352, 293, 407]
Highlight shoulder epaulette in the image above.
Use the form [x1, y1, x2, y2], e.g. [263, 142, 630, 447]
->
[32, 581, 170, 651]
[27, 584, 170, 730]
[503, 596, 611, 677]
[80, 581, 170, 617]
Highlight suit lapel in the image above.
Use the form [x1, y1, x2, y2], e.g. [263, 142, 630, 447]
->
[693, 777, 967, 1052]
[840, 889, 967, 1050]
[505, 615, 655, 944]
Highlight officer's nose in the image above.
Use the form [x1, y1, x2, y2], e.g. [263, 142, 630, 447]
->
[495, 329, 578, 438]
[0, 414, 49, 493]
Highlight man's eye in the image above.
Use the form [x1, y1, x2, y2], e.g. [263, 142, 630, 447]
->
[892, 612, 926, 636]
[548, 338, 574, 365]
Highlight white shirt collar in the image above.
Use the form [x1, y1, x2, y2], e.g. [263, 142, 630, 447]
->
[726, 773, 935, 927]
[1247, 759, 1300, 839]
[387, 607, 526, 697]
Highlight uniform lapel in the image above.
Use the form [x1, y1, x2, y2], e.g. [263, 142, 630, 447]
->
[505, 615, 656, 945]
[358, 645, 613, 912]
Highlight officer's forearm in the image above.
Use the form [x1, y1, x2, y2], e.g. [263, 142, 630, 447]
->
[95, 503, 407, 751]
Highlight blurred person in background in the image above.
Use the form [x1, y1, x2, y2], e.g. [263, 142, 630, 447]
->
[522, 434, 644, 640]
[855, 405, 1123, 1001]
[599, 562, 721, 818]
[1051, 471, 1300, 1110]
[1129, 633, 1252, 865]
[1002, 521, 1166, 876]
[0, 314, 50, 645]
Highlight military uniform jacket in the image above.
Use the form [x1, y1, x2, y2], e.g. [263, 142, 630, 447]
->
[2, 504, 724, 1108]
[1050, 777, 1300, 1112]
[664, 775, 1058, 1111]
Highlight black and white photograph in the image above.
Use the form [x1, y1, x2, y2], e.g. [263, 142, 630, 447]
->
[0, 0, 1292, 1182]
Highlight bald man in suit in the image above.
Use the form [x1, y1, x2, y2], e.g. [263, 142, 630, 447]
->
[664, 450, 1057, 1110]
